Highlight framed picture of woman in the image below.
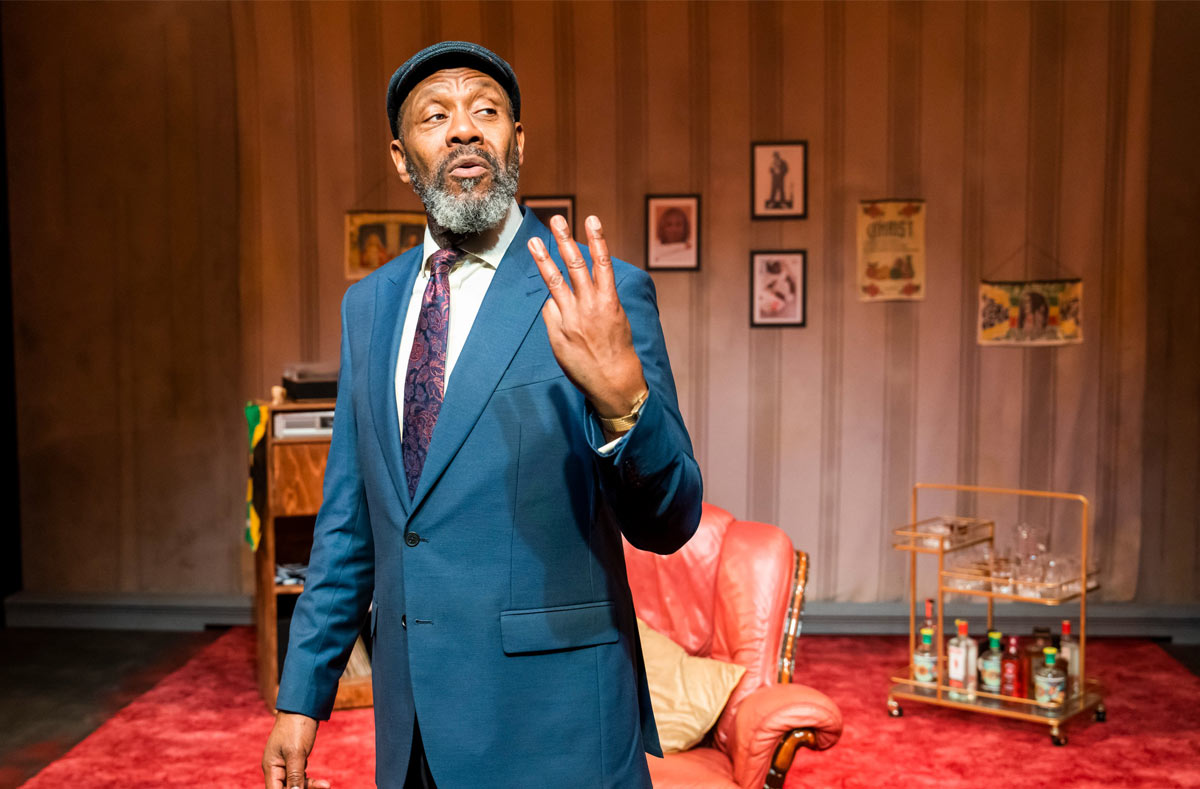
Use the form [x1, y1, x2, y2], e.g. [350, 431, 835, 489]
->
[645, 194, 700, 270]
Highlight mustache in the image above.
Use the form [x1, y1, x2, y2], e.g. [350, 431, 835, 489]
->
[437, 145, 502, 180]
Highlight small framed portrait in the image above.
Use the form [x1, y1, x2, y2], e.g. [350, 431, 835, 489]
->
[750, 250, 807, 327]
[345, 211, 426, 280]
[645, 194, 700, 270]
[521, 195, 575, 234]
[752, 141, 808, 219]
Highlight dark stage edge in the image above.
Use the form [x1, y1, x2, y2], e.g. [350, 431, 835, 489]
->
[0, 627, 226, 788]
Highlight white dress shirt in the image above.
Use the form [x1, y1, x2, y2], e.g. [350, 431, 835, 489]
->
[393, 201, 631, 455]
[394, 200, 522, 438]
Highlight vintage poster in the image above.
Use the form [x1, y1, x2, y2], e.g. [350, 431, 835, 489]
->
[857, 199, 925, 301]
[978, 279, 1083, 346]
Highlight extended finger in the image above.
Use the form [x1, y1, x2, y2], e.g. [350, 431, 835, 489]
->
[585, 216, 616, 296]
[550, 215, 594, 300]
[541, 293, 563, 334]
[529, 236, 575, 310]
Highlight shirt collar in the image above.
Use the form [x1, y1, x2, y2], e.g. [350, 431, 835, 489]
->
[420, 200, 523, 272]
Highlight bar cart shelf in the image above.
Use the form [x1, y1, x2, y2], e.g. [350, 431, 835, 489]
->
[886, 483, 1106, 746]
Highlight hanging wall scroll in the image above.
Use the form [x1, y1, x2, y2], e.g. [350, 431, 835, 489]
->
[857, 199, 926, 302]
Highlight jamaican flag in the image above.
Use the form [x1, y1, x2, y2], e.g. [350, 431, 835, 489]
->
[245, 403, 268, 551]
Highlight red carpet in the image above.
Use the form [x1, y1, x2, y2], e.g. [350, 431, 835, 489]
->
[17, 628, 1200, 788]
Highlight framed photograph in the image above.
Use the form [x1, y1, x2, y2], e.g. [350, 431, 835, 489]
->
[752, 141, 808, 219]
[345, 211, 426, 280]
[521, 195, 575, 234]
[645, 194, 700, 270]
[750, 250, 807, 327]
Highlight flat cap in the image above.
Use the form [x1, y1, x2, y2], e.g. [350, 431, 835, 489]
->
[386, 41, 521, 139]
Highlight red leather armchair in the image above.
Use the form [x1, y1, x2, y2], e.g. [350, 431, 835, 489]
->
[624, 503, 843, 789]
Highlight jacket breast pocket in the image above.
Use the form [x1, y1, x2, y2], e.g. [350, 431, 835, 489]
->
[499, 600, 618, 655]
[494, 360, 565, 391]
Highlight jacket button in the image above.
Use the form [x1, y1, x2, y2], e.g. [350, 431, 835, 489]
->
[401, 615, 406, 629]
[405, 531, 421, 547]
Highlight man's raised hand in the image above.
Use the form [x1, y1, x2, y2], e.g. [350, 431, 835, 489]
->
[528, 215, 647, 429]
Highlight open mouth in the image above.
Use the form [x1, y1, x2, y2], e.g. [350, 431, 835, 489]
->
[445, 155, 490, 180]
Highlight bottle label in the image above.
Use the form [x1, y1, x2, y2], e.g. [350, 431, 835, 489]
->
[1035, 673, 1066, 706]
[914, 654, 937, 683]
[980, 655, 1002, 691]
[948, 644, 965, 688]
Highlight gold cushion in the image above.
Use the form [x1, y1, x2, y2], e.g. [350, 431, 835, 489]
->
[637, 618, 747, 753]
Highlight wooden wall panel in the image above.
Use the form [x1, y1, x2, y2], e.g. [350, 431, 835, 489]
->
[1140, 0, 1197, 603]
[6, 0, 1177, 604]
[4, 1, 243, 595]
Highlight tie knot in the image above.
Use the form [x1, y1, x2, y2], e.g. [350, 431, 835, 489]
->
[429, 247, 464, 276]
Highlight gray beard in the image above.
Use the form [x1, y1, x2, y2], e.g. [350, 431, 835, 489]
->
[407, 144, 520, 235]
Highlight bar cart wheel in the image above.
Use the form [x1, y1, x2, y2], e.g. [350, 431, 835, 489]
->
[1094, 704, 1107, 723]
[1051, 729, 1068, 747]
[887, 698, 903, 717]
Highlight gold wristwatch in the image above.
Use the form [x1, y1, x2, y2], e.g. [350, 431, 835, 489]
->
[597, 389, 649, 434]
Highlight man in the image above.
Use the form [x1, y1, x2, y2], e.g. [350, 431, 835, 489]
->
[767, 151, 788, 208]
[262, 41, 702, 789]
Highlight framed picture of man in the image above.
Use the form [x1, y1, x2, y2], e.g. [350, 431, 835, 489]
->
[520, 195, 575, 235]
[750, 250, 807, 327]
[345, 211, 426, 280]
[645, 194, 700, 270]
[752, 141, 808, 219]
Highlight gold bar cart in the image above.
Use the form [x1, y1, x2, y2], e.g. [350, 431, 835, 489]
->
[886, 483, 1107, 746]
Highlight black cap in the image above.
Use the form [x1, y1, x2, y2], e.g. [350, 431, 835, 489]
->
[386, 41, 521, 139]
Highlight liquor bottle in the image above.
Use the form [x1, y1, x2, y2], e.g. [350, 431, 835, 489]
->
[1000, 635, 1025, 698]
[978, 630, 1003, 694]
[1058, 619, 1080, 695]
[913, 627, 937, 685]
[1023, 626, 1053, 697]
[1034, 646, 1067, 706]
[947, 619, 978, 701]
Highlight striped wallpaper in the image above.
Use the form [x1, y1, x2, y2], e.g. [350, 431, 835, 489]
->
[7, 1, 1179, 604]
[233, 0, 1153, 602]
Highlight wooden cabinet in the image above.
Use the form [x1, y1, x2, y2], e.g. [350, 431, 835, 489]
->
[254, 400, 373, 711]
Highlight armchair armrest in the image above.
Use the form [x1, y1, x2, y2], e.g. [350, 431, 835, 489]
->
[728, 682, 842, 789]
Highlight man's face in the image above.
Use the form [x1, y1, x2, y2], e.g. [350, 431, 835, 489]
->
[390, 67, 525, 235]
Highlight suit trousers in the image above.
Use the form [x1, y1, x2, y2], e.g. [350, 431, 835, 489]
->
[404, 716, 437, 789]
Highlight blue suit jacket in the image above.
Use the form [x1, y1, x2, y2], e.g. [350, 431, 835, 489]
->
[276, 209, 703, 788]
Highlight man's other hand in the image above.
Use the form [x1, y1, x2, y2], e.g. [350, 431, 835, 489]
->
[263, 711, 331, 789]
[529, 215, 647, 425]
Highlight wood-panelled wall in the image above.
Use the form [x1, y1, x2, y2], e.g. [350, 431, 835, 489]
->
[1139, 0, 1200, 604]
[8, 1, 1189, 605]
[4, 2, 244, 594]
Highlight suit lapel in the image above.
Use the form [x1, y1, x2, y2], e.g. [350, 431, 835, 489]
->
[409, 210, 554, 516]
[368, 247, 424, 516]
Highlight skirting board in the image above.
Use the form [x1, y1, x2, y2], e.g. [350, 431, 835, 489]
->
[802, 601, 1200, 644]
[4, 591, 253, 631]
[5, 594, 1199, 643]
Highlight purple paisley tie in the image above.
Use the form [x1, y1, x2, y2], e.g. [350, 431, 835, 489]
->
[402, 247, 462, 497]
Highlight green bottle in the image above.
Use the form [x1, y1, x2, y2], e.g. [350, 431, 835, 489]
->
[914, 627, 937, 684]
[1034, 646, 1066, 706]
[979, 631, 1003, 693]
